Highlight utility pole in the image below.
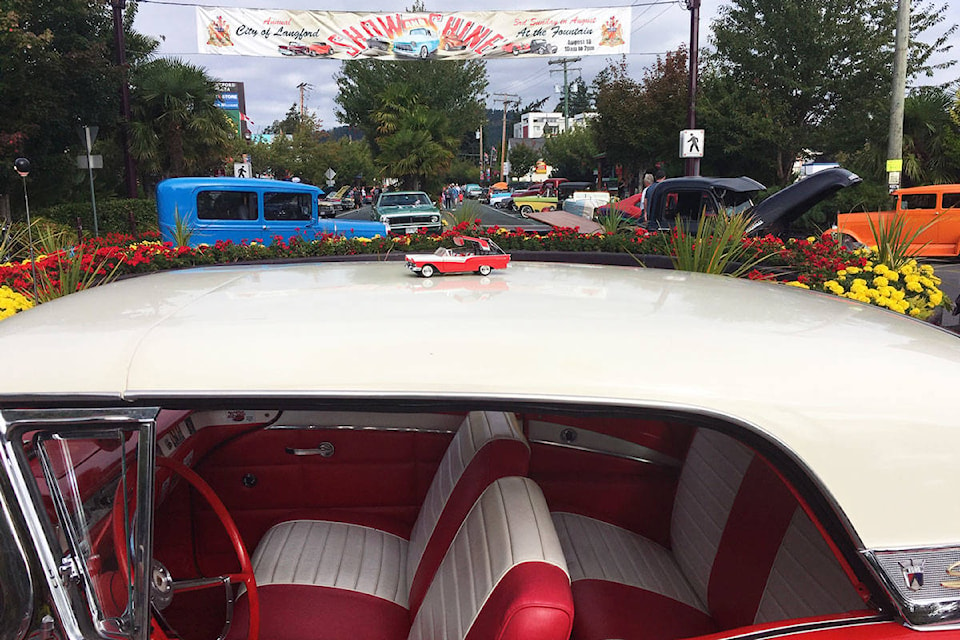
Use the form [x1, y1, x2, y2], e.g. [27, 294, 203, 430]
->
[548, 58, 582, 131]
[297, 83, 310, 120]
[685, 0, 701, 177]
[494, 93, 519, 180]
[111, 0, 137, 198]
[887, 0, 910, 192]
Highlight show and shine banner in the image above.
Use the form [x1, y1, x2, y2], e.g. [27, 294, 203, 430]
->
[197, 8, 630, 60]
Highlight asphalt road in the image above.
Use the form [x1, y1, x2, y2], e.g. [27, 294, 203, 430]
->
[926, 260, 960, 328]
[337, 201, 552, 233]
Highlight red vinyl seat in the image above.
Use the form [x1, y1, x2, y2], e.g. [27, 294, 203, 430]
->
[552, 429, 867, 640]
[229, 476, 573, 640]
[228, 411, 567, 640]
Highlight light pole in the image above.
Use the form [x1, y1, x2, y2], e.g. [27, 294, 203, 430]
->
[14, 158, 39, 303]
[685, 0, 701, 177]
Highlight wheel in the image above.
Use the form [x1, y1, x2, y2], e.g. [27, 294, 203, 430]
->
[479, 264, 492, 276]
[112, 457, 260, 640]
[419, 46, 429, 59]
[512, 49, 520, 56]
[493, 201, 504, 209]
[520, 205, 533, 215]
[420, 264, 435, 278]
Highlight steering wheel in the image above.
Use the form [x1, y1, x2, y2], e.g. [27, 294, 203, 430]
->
[112, 456, 260, 640]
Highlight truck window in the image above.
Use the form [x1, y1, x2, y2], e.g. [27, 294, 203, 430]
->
[900, 193, 937, 210]
[197, 191, 259, 221]
[942, 193, 960, 209]
[264, 192, 312, 221]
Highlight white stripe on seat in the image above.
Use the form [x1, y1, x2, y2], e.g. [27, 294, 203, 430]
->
[552, 512, 707, 614]
[408, 477, 568, 640]
[251, 520, 409, 607]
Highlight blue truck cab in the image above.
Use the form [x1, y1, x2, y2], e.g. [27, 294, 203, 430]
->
[157, 177, 387, 246]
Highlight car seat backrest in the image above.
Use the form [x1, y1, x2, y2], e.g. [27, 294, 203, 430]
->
[407, 476, 573, 640]
[671, 429, 864, 628]
[406, 411, 530, 614]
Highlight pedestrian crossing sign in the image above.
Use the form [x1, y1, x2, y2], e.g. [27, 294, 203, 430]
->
[679, 129, 704, 158]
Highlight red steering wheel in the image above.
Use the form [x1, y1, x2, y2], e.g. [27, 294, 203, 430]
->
[112, 456, 260, 640]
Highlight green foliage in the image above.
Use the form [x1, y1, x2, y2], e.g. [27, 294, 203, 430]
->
[445, 158, 484, 185]
[554, 78, 593, 116]
[448, 201, 483, 227]
[33, 249, 122, 304]
[596, 210, 632, 234]
[129, 58, 237, 181]
[704, 0, 955, 186]
[508, 144, 540, 180]
[668, 213, 771, 277]
[170, 207, 193, 248]
[33, 199, 158, 236]
[542, 127, 598, 182]
[866, 213, 933, 269]
[592, 51, 688, 189]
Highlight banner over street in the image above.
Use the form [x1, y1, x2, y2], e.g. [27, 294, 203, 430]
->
[197, 8, 630, 60]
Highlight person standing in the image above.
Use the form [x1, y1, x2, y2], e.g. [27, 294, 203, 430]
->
[638, 172, 655, 221]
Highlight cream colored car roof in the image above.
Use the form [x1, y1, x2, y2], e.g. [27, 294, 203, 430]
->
[1, 261, 958, 550]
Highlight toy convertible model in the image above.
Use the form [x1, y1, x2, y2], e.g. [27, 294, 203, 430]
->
[405, 235, 510, 277]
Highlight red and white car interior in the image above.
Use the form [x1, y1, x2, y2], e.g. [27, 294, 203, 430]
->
[27, 408, 910, 640]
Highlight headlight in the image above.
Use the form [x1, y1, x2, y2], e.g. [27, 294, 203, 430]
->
[380, 216, 389, 223]
[431, 215, 439, 223]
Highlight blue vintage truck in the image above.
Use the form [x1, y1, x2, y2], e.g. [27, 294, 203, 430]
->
[157, 177, 387, 246]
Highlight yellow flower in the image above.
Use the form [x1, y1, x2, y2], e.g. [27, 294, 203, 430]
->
[872, 276, 889, 288]
[806, 236, 816, 243]
[786, 281, 810, 289]
[836, 269, 847, 277]
[929, 290, 943, 306]
[846, 266, 861, 275]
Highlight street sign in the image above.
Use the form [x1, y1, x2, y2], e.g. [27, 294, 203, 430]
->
[888, 170, 901, 193]
[234, 162, 252, 178]
[76, 155, 103, 169]
[679, 129, 704, 158]
[325, 168, 337, 181]
[77, 125, 99, 153]
[886, 159, 903, 173]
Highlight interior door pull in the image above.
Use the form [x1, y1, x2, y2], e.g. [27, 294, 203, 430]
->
[285, 442, 335, 457]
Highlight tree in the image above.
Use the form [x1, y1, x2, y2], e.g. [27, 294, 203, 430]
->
[706, 0, 956, 185]
[335, 59, 487, 154]
[542, 126, 598, 182]
[129, 58, 236, 182]
[554, 77, 593, 116]
[509, 144, 540, 179]
[265, 104, 310, 135]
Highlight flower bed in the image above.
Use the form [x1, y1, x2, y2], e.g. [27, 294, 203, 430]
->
[0, 225, 951, 322]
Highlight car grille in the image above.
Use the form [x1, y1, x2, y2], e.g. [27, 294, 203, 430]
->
[386, 215, 435, 226]
[394, 43, 413, 51]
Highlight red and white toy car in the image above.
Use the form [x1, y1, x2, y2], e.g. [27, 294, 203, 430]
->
[405, 235, 511, 277]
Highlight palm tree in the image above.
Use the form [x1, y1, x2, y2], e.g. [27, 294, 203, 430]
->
[129, 58, 235, 180]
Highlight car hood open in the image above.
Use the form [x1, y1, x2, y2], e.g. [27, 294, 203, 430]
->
[746, 168, 862, 235]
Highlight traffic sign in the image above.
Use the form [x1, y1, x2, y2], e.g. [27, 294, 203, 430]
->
[325, 168, 337, 181]
[679, 129, 704, 158]
[76, 155, 103, 169]
[234, 162, 252, 178]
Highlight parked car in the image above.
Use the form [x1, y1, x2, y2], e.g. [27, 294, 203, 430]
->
[833, 183, 960, 256]
[156, 177, 386, 245]
[364, 36, 391, 54]
[317, 185, 352, 218]
[502, 40, 533, 55]
[1, 257, 958, 640]
[405, 235, 510, 277]
[642, 167, 862, 237]
[392, 27, 440, 59]
[441, 34, 468, 51]
[595, 192, 645, 222]
[307, 42, 333, 56]
[372, 190, 443, 234]
[487, 188, 513, 209]
[530, 39, 557, 54]
[463, 183, 484, 199]
[513, 180, 592, 215]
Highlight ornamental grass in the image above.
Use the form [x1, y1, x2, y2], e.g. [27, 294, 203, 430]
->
[0, 221, 952, 322]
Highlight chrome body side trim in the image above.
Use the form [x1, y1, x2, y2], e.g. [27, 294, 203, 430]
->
[863, 547, 960, 630]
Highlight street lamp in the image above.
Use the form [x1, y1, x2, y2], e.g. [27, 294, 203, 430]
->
[14, 158, 39, 303]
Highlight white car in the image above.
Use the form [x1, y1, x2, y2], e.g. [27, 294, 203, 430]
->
[0, 260, 957, 640]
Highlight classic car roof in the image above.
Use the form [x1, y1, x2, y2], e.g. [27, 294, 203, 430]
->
[156, 177, 323, 195]
[1, 261, 958, 550]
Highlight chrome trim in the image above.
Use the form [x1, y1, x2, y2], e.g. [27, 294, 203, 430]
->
[863, 548, 960, 629]
[285, 442, 335, 457]
[527, 420, 682, 468]
[0, 454, 35, 640]
[699, 615, 888, 640]
[266, 424, 455, 434]
[0, 408, 159, 640]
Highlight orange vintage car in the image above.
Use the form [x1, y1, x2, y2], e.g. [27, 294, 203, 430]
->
[834, 184, 960, 256]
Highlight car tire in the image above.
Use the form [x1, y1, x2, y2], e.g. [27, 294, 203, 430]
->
[479, 264, 492, 276]
[421, 264, 435, 278]
[419, 46, 429, 59]
[512, 49, 520, 56]
[520, 205, 533, 215]
[493, 201, 503, 209]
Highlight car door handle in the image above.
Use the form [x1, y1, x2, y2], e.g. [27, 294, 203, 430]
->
[285, 442, 335, 457]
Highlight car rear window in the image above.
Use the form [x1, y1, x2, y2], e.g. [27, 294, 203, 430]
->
[197, 191, 259, 220]
[942, 193, 960, 209]
[900, 193, 937, 210]
[264, 192, 312, 221]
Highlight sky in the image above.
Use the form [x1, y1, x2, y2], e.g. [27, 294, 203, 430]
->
[133, 0, 959, 134]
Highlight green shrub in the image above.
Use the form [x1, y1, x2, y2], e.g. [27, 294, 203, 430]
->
[33, 198, 158, 236]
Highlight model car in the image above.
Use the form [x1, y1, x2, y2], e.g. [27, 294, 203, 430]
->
[0, 258, 958, 640]
[441, 34, 468, 51]
[392, 27, 440, 59]
[405, 235, 510, 277]
[502, 40, 532, 55]
[278, 41, 310, 56]
[307, 42, 333, 56]
[372, 190, 442, 234]
[363, 36, 391, 55]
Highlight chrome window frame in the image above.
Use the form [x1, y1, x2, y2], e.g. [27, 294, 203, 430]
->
[0, 408, 158, 640]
